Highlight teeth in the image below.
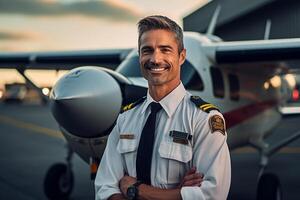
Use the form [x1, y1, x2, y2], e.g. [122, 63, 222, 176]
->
[150, 68, 165, 71]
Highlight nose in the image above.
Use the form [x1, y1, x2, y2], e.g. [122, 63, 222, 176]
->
[149, 50, 162, 64]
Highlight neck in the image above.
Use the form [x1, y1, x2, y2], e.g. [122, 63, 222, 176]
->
[148, 81, 180, 102]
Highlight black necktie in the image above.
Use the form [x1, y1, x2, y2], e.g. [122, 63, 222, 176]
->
[136, 102, 162, 185]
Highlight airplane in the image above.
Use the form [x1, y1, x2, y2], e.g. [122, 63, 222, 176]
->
[1, 12, 300, 200]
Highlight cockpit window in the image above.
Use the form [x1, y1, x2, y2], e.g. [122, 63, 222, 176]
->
[116, 55, 141, 77]
[181, 60, 204, 91]
[116, 55, 204, 91]
[228, 73, 240, 100]
[210, 67, 225, 98]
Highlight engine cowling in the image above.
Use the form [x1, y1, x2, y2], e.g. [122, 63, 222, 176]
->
[50, 66, 122, 138]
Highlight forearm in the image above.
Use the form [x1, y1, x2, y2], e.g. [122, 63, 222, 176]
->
[108, 193, 127, 200]
[95, 120, 126, 200]
[138, 184, 182, 200]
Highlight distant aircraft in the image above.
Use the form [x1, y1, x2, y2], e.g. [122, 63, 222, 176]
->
[1, 14, 300, 200]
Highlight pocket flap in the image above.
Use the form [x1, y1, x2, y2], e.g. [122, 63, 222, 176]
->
[159, 139, 192, 163]
[117, 138, 138, 153]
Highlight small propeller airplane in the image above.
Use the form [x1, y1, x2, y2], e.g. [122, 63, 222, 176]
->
[1, 9, 300, 200]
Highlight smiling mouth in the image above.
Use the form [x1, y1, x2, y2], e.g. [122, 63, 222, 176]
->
[148, 67, 168, 72]
[144, 61, 170, 73]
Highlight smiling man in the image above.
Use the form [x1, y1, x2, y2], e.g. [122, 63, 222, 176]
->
[95, 15, 231, 200]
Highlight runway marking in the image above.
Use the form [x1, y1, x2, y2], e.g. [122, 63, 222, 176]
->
[232, 146, 300, 154]
[0, 114, 63, 139]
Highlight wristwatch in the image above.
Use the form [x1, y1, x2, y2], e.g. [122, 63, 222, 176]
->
[127, 181, 142, 200]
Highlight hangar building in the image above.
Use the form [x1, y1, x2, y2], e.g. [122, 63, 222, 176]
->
[183, 0, 300, 41]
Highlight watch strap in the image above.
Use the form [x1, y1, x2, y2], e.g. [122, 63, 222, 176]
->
[127, 181, 143, 200]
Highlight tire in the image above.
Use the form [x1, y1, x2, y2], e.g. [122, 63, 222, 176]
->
[44, 163, 74, 200]
[257, 173, 282, 200]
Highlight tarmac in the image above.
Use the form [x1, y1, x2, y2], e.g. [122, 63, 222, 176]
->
[0, 102, 299, 200]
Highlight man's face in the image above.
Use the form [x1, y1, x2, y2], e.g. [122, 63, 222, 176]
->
[139, 29, 186, 88]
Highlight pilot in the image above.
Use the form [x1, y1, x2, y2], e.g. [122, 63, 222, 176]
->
[95, 15, 231, 200]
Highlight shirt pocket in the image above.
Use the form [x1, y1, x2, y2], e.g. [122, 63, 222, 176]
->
[158, 139, 192, 185]
[117, 138, 138, 176]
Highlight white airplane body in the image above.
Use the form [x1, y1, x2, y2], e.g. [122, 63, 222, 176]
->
[1, 31, 300, 200]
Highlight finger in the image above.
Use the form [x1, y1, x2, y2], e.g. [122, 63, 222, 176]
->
[182, 178, 203, 187]
[199, 172, 204, 178]
[182, 176, 204, 186]
[195, 172, 204, 179]
[190, 182, 202, 187]
[183, 173, 202, 181]
[182, 180, 200, 187]
[185, 167, 196, 176]
[183, 177, 203, 185]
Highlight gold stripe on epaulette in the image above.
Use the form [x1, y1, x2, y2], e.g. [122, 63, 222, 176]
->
[122, 96, 146, 113]
[203, 105, 218, 111]
[123, 103, 134, 112]
[200, 104, 213, 109]
[127, 103, 134, 110]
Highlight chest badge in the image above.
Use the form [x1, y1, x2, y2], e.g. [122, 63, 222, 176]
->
[120, 134, 135, 140]
[169, 130, 192, 145]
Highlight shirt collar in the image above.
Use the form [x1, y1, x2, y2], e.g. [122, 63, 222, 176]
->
[141, 82, 186, 118]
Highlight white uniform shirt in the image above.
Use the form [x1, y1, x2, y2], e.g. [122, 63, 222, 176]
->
[95, 82, 231, 200]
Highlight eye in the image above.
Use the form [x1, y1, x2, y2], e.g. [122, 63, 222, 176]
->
[141, 48, 153, 54]
[161, 47, 172, 53]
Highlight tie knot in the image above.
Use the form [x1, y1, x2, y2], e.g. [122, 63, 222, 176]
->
[150, 102, 162, 113]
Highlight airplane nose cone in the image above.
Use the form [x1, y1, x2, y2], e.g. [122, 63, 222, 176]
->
[50, 66, 122, 138]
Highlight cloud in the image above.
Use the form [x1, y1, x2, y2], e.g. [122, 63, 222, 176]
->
[0, 0, 142, 22]
[0, 31, 35, 40]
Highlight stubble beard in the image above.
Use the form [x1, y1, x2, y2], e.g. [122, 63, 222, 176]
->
[142, 60, 171, 86]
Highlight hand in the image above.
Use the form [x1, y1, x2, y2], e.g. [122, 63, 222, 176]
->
[119, 175, 137, 197]
[108, 193, 127, 200]
[178, 167, 204, 188]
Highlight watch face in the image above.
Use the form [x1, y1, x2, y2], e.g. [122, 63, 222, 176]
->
[127, 186, 137, 200]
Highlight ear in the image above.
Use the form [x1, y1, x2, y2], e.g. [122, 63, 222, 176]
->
[179, 48, 186, 66]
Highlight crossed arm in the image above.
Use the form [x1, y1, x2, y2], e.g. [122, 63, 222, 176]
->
[109, 167, 203, 200]
[95, 112, 231, 200]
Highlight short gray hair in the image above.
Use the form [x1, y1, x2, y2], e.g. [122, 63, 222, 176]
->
[137, 15, 184, 53]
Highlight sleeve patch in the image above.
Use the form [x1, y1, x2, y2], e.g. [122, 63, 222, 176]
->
[209, 115, 226, 136]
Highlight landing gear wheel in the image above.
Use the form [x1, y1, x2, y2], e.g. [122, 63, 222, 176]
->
[44, 163, 74, 199]
[256, 173, 282, 200]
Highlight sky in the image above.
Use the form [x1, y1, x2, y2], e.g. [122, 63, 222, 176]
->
[0, 0, 209, 89]
[0, 0, 209, 51]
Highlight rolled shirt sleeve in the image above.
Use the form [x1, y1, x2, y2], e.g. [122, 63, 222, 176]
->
[181, 111, 231, 200]
[95, 116, 125, 200]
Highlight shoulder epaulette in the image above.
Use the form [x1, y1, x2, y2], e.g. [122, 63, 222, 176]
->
[121, 96, 146, 113]
[190, 96, 219, 113]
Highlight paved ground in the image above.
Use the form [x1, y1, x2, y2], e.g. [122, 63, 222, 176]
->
[0, 102, 299, 199]
[229, 114, 300, 200]
[0, 102, 94, 200]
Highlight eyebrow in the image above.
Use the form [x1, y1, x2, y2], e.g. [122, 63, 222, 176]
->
[140, 45, 174, 51]
[159, 45, 173, 50]
[140, 46, 153, 51]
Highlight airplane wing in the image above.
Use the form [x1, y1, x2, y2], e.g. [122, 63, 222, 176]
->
[204, 38, 300, 65]
[0, 48, 132, 70]
[2, 38, 300, 70]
